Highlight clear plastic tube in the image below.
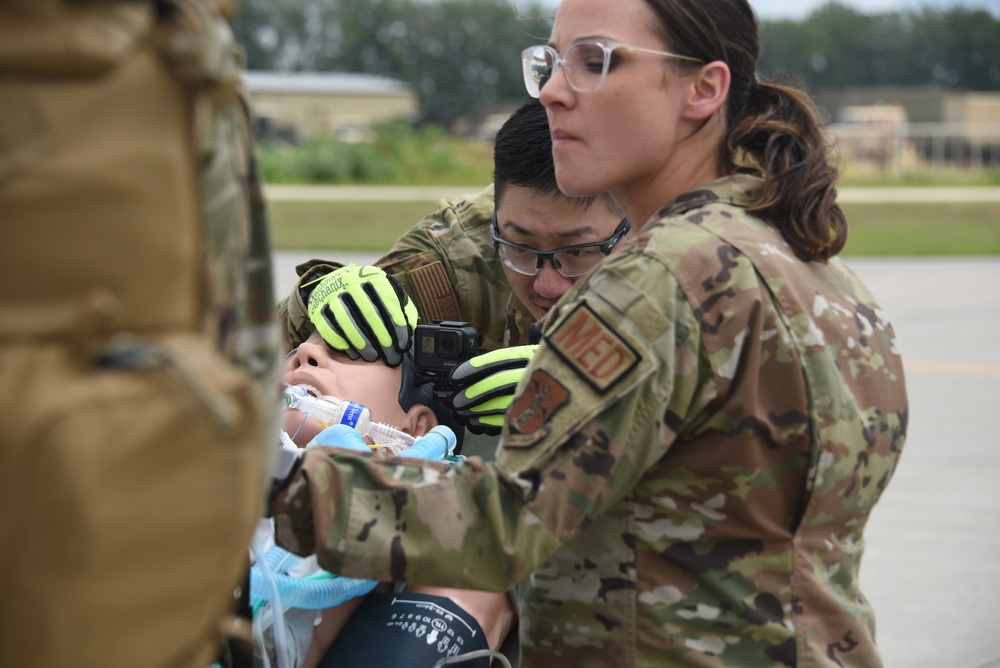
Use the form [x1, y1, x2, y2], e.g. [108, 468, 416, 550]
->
[250, 533, 291, 668]
[283, 385, 371, 431]
[283, 384, 416, 450]
[367, 420, 416, 450]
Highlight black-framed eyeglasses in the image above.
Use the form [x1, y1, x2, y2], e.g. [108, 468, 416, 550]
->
[490, 213, 630, 278]
[521, 37, 704, 99]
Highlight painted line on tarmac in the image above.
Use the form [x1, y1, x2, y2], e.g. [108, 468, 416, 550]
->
[905, 359, 1000, 377]
[265, 185, 472, 202]
[265, 185, 1000, 204]
[838, 187, 1000, 204]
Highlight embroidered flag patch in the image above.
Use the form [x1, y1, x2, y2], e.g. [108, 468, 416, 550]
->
[410, 261, 460, 322]
[546, 302, 640, 393]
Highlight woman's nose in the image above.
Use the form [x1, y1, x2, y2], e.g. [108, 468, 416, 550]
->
[539, 63, 574, 107]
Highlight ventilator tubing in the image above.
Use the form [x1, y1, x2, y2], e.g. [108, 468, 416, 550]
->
[367, 420, 416, 450]
[250, 544, 378, 610]
[396, 425, 456, 459]
[251, 534, 292, 668]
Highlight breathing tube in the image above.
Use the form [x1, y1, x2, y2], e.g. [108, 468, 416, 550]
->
[251, 531, 291, 668]
[250, 544, 378, 611]
[283, 384, 416, 452]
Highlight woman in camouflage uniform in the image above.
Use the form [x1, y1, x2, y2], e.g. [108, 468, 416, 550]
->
[272, 0, 909, 666]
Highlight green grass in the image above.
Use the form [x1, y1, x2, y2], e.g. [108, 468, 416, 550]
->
[269, 200, 435, 251]
[269, 199, 1000, 255]
[841, 202, 1000, 255]
[838, 166, 1000, 188]
[259, 124, 494, 186]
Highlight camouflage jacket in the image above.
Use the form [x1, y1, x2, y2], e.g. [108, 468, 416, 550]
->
[279, 186, 534, 352]
[272, 175, 908, 667]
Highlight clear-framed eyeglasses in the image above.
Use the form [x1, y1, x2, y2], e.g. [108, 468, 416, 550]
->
[490, 213, 631, 278]
[521, 37, 704, 98]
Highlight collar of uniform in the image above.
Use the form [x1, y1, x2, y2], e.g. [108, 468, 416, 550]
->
[653, 173, 763, 223]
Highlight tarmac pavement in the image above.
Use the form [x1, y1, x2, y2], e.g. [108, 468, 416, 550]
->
[272, 250, 1000, 668]
[846, 257, 1000, 668]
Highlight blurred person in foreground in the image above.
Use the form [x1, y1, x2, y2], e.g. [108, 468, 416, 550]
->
[0, 2, 280, 666]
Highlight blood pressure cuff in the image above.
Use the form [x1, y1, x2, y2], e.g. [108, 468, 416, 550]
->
[318, 592, 490, 668]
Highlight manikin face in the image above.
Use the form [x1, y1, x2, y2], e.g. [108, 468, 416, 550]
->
[282, 333, 434, 447]
[496, 185, 625, 322]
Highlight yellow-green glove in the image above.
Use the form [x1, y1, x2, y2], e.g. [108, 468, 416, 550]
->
[306, 264, 419, 367]
[448, 345, 538, 435]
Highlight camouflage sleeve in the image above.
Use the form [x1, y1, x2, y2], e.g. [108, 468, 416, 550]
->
[274, 199, 464, 347]
[277, 187, 499, 347]
[373, 198, 470, 324]
[377, 187, 513, 350]
[495, 259, 707, 544]
[270, 252, 710, 590]
[271, 446, 554, 591]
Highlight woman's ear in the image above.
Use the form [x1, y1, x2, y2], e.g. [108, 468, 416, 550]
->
[403, 404, 439, 437]
[683, 61, 730, 121]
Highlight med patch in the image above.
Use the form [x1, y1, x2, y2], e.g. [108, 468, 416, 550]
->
[505, 369, 570, 448]
[546, 302, 640, 393]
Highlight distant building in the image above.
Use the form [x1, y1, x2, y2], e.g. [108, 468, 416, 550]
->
[832, 103, 909, 170]
[816, 86, 1000, 170]
[815, 85, 1000, 126]
[244, 71, 418, 143]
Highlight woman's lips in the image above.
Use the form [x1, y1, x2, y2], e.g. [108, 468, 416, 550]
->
[550, 128, 577, 147]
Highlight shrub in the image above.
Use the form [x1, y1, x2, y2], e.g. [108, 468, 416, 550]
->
[257, 123, 491, 185]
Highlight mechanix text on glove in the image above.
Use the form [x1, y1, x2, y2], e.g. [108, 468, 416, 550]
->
[306, 264, 419, 367]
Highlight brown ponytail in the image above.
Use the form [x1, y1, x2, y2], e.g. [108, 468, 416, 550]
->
[725, 80, 847, 262]
[644, 0, 848, 262]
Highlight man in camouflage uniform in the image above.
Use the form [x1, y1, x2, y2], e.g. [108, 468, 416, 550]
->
[271, 174, 908, 667]
[0, 1, 280, 665]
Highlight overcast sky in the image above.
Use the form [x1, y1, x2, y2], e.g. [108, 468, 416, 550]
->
[529, 0, 1000, 20]
[749, 0, 999, 20]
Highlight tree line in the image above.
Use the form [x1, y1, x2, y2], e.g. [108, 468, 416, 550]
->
[232, 0, 1000, 128]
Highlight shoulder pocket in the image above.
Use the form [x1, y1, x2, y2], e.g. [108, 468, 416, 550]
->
[498, 285, 664, 474]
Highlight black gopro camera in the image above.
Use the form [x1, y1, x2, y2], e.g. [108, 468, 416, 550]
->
[412, 321, 478, 454]
[413, 320, 478, 374]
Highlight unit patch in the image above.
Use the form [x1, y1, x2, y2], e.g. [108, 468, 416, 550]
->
[505, 369, 570, 448]
[546, 302, 640, 393]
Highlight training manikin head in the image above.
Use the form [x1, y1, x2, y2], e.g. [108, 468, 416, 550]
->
[283, 332, 456, 448]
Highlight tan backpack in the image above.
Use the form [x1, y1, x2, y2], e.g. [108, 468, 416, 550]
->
[0, 1, 280, 665]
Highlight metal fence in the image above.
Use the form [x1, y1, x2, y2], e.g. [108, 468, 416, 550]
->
[829, 122, 1000, 173]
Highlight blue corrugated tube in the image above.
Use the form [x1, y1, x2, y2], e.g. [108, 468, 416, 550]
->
[251, 544, 377, 611]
